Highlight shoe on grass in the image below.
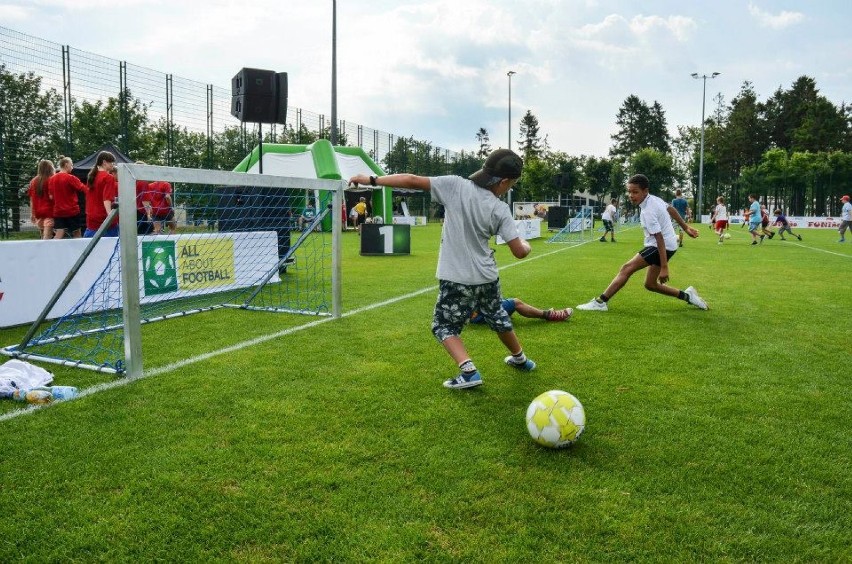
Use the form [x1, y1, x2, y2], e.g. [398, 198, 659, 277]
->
[797, 235, 802, 241]
[504, 356, 536, 371]
[577, 298, 608, 311]
[443, 371, 482, 389]
[684, 286, 709, 310]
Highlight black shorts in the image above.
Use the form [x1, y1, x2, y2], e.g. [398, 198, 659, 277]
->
[639, 246, 675, 266]
[153, 210, 174, 222]
[53, 216, 80, 232]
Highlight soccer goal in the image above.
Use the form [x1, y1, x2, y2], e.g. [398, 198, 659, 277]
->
[1, 164, 344, 379]
[547, 206, 595, 243]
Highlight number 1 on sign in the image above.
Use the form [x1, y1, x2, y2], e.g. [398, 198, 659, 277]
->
[378, 225, 394, 254]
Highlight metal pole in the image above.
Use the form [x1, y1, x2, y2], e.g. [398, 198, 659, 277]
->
[692, 72, 719, 223]
[507, 70, 516, 209]
[331, 0, 338, 146]
[697, 76, 706, 224]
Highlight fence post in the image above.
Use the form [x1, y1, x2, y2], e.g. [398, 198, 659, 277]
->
[206, 84, 213, 168]
[166, 74, 174, 165]
[0, 114, 6, 239]
[62, 45, 73, 156]
[119, 61, 128, 154]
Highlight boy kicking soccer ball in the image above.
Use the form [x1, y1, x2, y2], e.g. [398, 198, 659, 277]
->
[349, 149, 535, 390]
[576, 174, 709, 312]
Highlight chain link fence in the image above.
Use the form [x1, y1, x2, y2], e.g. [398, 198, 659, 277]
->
[1, 26, 470, 236]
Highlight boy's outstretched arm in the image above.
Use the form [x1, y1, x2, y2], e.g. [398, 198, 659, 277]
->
[349, 174, 431, 192]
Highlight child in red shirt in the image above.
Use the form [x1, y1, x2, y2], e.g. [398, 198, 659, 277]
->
[50, 156, 87, 238]
[84, 151, 119, 237]
[28, 159, 55, 239]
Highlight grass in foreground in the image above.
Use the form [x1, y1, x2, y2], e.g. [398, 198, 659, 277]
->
[0, 224, 850, 561]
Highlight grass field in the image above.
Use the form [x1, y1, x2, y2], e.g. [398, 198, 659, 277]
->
[1, 222, 850, 561]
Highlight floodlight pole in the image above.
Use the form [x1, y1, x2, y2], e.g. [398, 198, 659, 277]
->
[507, 70, 516, 209]
[691, 72, 719, 223]
[330, 0, 338, 146]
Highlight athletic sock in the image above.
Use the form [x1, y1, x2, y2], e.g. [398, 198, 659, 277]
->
[678, 290, 689, 303]
[509, 350, 527, 365]
[598, 294, 609, 303]
[459, 360, 477, 374]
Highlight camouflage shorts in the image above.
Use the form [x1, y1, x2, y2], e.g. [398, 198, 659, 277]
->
[431, 279, 513, 342]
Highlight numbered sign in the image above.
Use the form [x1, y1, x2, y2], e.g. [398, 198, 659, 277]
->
[360, 223, 411, 255]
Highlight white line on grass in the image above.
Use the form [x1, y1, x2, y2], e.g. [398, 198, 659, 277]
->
[785, 241, 852, 259]
[1, 233, 607, 422]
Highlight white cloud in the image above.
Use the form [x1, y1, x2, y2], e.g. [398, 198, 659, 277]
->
[0, 4, 29, 20]
[747, 3, 805, 30]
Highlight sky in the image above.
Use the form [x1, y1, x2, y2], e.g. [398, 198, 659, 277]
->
[2, 0, 850, 158]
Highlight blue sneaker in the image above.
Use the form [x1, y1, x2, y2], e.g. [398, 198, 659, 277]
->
[443, 371, 483, 389]
[504, 356, 536, 371]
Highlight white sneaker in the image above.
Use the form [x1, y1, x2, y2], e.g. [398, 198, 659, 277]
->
[577, 298, 608, 311]
[684, 286, 708, 310]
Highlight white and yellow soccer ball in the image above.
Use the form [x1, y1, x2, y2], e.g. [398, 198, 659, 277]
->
[526, 390, 585, 448]
[723, 233, 731, 239]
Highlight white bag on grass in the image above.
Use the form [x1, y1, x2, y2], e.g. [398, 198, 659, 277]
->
[0, 359, 54, 398]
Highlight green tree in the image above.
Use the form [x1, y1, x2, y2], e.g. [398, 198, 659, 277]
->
[582, 156, 615, 198]
[610, 95, 671, 161]
[627, 148, 675, 196]
[475, 128, 491, 159]
[70, 88, 152, 161]
[0, 65, 64, 231]
[517, 110, 543, 161]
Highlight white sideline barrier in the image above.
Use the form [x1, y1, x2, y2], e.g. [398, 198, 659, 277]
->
[0, 232, 279, 328]
[496, 218, 542, 244]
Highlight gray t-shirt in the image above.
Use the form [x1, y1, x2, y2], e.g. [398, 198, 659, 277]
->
[429, 175, 519, 285]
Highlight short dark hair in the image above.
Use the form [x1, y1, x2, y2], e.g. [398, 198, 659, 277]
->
[627, 174, 649, 190]
[748, 193, 758, 200]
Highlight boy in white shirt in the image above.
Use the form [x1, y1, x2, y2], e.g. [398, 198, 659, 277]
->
[711, 196, 728, 244]
[577, 174, 708, 312]
[600, 198, 618, 242]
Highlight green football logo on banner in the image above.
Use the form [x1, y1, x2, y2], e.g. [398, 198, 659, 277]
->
[142, 241, 178, 295]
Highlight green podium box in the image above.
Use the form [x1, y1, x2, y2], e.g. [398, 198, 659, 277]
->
[360, 223, 411, 256]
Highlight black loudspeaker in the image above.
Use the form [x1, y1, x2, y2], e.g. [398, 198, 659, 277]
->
[231, 68, 276, 96]
[230, 68, 287, 124]
[275, 72, 288, 124]
[547, 206, 569, 230]
[230, 94, 277, 123]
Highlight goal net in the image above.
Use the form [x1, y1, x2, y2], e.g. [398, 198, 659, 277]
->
[548, 206, 595, 243]
[1, 165, 343, 378]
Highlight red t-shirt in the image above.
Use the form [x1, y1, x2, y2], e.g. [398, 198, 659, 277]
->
[28, 176, 54, 218]
[136, 180, 151, 213]
[49, 172, 86, 218]
[148, 181, 173, 215]
[86, 171, 119, 230]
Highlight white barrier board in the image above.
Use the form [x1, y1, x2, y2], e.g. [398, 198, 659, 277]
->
[496, 218, 542, 244]
[0, 232, 279, 328]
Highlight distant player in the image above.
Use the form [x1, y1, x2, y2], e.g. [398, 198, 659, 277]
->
[671, 189, 690, 247]
[298, 203, 316, 230]
[711, 196, 728, 244]
[758, 205, 775, 242]
[577, 174, 708, 312]
[773, 209, 801, 241]
[599, 198, 617, 242]
[839, 195, 851, 243]
[747, 194, 762, 245]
